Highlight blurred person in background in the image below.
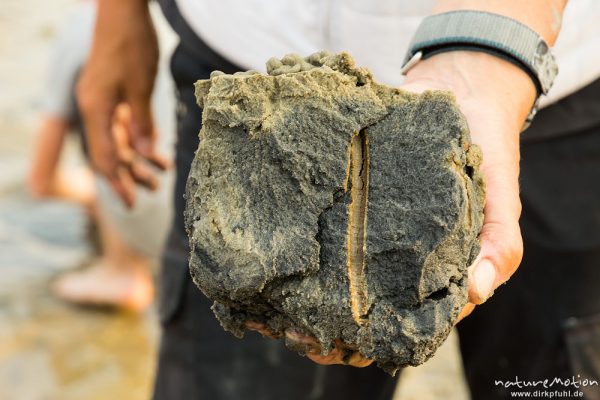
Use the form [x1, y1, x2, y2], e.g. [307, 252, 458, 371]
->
[28, 0, 175, 312]
[77, 0, 600, 399]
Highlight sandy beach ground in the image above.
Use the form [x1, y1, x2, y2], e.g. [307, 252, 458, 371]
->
[0, 1, 469, 398]
[0, 2, 162, 399]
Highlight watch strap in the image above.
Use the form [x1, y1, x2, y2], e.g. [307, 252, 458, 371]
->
[402, 11, 558, 96]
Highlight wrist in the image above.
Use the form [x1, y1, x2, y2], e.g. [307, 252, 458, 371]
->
[93, 0, 157, 56]
[96, 0, 152, 32]
[101, 0, 149, 10]
[404, 51, 536, 132]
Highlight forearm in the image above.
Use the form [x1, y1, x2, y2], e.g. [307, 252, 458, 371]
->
[77, 0, 165, 208]
[433, 0, 567, 45]
[95, 0, 153, 38]
[95, 0, 151, 36]
[407, 1, 567, 132]
[89, 0, 156, 92]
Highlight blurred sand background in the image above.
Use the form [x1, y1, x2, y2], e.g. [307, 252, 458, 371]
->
[0, 1, 166, 399]
[0, 1, 469, 399]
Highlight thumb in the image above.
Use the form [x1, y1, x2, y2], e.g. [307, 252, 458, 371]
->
[468, 215, 523, 305]
[467, 150, 523, 304]
[128, 96, 170, 170]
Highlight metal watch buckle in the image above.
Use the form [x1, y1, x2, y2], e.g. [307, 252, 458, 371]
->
[400, 51, 423, 75]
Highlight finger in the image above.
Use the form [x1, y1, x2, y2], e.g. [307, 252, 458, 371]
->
[456, 302, 476, 324]
[107, 165, 136, 208]
[306, 347, 345, 365]
[468, 230, 523, 305]
[468, 162, 523, 304]
[284, 329, 372, 366]
[145, 151, 171, 171]
[284, 329, 345, 364]
[306, 341, 372, 367]
[244, 321, 266, 333]
[125, 98, 170, 172]
[285, 330, 321, 354]
[332, 339, 373, 367]
[128, 94, 157, 156]
[244, 321, 282, 339]
[112, 105, 137, 164]
[77, 88, 119, 177]
[76, 77, 140, 209]
[113, 104, 165, 191]
[114, 102, 133, 128]
[130, 159, 159, 191]
[345, 351, 374, 367]
[287, 334, 368, 367]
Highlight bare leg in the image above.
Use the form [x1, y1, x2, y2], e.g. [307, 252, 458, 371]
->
[50, 166, 97, 208]
[30, 116, 154, 310]
[52, 204, 155, 311]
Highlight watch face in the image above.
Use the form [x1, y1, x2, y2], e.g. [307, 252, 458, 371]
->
[536, 40, 549, 56]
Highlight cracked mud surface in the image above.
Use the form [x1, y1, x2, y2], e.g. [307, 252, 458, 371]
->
[185, 52, 485, 374]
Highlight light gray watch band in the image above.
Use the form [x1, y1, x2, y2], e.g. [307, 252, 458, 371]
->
[401, 11, 559, 129]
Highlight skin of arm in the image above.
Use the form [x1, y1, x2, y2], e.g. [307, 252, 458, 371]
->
[76, 0, 168, 208]
[78, 0, 567, 367]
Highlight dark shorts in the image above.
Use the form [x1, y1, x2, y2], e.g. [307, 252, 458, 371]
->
[152, 3, 397, 399]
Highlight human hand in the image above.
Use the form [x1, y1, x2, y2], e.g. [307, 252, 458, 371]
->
[77, 0, 168, 208]
[245, 322, 372, 367]
[402, 51, 536, 321]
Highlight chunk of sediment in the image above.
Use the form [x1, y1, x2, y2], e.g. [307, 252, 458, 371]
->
[185, 52, 485, 374]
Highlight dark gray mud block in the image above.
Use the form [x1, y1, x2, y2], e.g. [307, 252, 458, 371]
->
[184, 52, 485, 374]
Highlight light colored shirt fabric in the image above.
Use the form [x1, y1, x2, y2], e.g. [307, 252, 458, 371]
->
[176, 0, 600, 107]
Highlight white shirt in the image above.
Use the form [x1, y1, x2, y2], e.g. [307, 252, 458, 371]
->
[175, 0, 600, 107]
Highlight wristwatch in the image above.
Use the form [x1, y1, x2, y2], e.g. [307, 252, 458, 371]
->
[401, 11, 559, 130]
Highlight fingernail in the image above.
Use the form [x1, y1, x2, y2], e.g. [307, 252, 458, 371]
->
[473, 259, 496, 302]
